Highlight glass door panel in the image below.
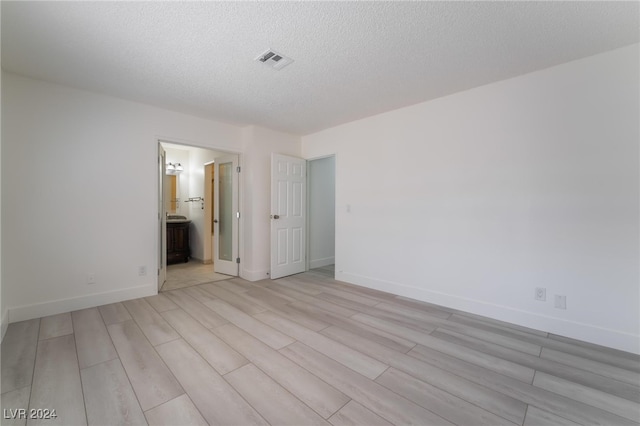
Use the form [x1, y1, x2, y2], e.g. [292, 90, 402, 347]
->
[214, 155, 239, 276]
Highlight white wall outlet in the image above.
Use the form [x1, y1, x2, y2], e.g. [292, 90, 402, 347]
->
[138, 266, 147, 276]
[554, 295, 567, 310]
[87, 273, 96, 285]
[534, 287, 546, 301]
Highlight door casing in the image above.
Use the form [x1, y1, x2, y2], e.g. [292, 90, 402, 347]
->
[157, 141, 242, 290]
[158, 143, 167, 290]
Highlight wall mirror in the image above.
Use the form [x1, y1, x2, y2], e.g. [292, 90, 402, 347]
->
[165, 174, 179, 214]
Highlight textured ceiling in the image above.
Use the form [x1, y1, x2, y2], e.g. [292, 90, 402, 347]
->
[2, 2, 638, 135]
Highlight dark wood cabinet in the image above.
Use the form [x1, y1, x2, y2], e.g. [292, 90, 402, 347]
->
[167, 221, 190, 264]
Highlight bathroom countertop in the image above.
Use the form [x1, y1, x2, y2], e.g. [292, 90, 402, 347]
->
[167, 215, 190, 224]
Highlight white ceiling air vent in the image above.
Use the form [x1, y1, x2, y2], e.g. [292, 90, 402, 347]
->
[255, 49, 294, 70]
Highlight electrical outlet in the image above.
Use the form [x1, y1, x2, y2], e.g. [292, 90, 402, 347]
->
[534, 287, 546, 301]
[87, 273, 96, 285]
[138, 266, 147, 276]
[554, 295, 567, 310]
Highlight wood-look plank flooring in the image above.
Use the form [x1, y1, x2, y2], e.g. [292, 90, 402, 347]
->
[2, 266, 639, 426]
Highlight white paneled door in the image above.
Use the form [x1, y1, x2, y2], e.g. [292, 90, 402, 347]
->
[271, 154, 307, 279]
[214, 154, 240, 276]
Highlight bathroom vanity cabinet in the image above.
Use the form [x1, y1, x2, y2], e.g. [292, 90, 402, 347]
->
[167, 221, 191, 264]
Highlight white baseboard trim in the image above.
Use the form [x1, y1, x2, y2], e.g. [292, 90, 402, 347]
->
[8, 284, 157, 324]
[241, 267, 271, 282]
[337, 271, 640, 355]
[310, 257, 335, 269]
[190, 257, 213, 265]
[1, 309, 9, 342]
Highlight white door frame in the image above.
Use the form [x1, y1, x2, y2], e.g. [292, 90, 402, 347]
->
[157, 140, 243, 290]
[158, 144, 167, 290]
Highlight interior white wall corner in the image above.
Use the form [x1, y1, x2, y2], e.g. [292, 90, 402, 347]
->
[240, 126, 302, 280]
[239, 126, 256, 280]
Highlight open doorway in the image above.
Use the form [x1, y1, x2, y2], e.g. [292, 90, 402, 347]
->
[158, 141, 241, 291]
[307, 155, 336, 278]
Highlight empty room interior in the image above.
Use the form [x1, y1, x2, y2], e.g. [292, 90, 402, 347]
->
[1, 2, 639, 426]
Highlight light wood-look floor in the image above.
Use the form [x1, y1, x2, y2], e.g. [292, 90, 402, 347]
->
[162, 261, 232, 292]
[2, 268, 639, 426]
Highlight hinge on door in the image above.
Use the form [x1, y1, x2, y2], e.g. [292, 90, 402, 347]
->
[236, 166, 241, 173]
[236, 211, 240, 219]
[236, 257, 240, 264]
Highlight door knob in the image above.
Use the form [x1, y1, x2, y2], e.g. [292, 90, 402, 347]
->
[271, 215, 280, 219]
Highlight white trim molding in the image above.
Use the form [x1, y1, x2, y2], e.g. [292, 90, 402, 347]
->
[241, 267, 271, 282]
[8, 284, 156, 324]
[337, 271, 640, 355]
[310, 257, 335, 269]
[1, 309, 9, 342]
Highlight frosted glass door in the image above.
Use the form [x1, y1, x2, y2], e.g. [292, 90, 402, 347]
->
[214, 155, 239, 276]
[218, 161, 232, 262]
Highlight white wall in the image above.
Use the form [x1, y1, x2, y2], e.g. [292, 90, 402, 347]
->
[308, 156, 335, 269]
[302, 45, 640, 354]
[0, 4, 5, 340]
[1, 72, 244, 322]
[186, 146, 218, 262]
[1, 72, 302, 323]
[242, 125, 301, 280]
